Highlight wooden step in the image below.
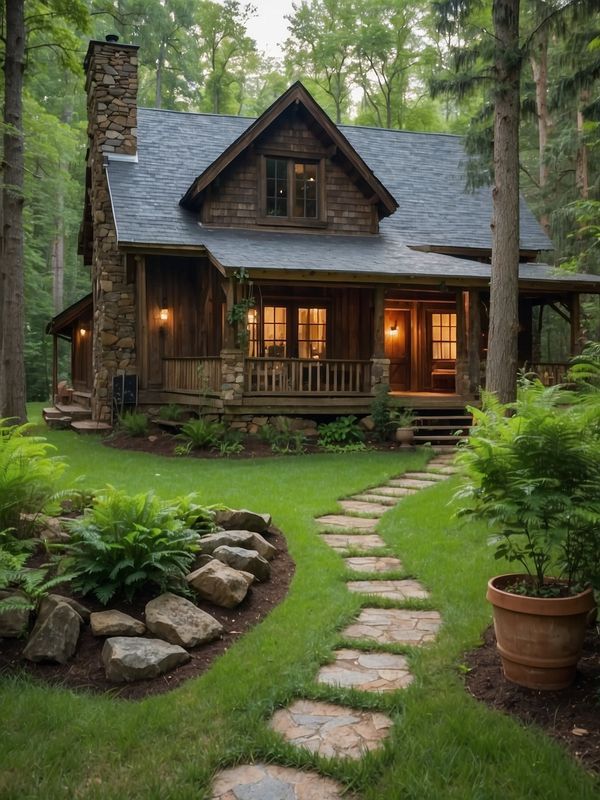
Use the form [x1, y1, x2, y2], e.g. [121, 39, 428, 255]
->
[72, 390, 92, 409]
[55, 402, 91, 419]
[70, 420, 112, 434]
[43, 407, 64, 420]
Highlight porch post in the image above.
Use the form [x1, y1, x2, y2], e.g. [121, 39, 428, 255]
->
[220, 276, 244, 403]
[223, 276, 237, 350]
[371, 286, 390, 393]
[570, 293, 584, 355]
[52, 335, 58, 404]
[455, 290, 469, 397]
[467, 289, 481, 396]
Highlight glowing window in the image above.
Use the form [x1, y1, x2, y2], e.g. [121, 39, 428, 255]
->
[432, 313, 456, 360]
[298, 307, 327, 359]
[263, 306, 287, 357]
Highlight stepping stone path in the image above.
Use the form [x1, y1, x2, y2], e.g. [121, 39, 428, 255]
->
[344, 556, 404, 573]
[211, 451, 457, 796]
[211, 763, 352, 799]
[342, 608, 442, 645]
[346, 579, 429, 601]
[269, 699, 393, 760]
[317, 648, 413, 693]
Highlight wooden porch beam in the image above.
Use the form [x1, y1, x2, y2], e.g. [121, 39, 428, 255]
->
[468, 289, 481, 396]
[372, 287, 385, 359]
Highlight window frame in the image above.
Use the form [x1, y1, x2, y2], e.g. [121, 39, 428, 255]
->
[247, 302, 330, 359]
[257, 153, 327, 228]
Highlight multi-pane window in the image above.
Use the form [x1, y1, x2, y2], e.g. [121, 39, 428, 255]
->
[263, 306, 287, 357]
[265, 158, 319, 219]
[294, 163, 318, 218]
[266, 158, 288, 217]
[298, 307, 326, 359]
[431, 313, 457, 360]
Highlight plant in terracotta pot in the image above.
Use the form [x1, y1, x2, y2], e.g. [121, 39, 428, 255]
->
[455, 379, 599, 690]
[390, 407, 416, 447]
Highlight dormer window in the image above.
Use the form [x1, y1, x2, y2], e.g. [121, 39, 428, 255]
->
[260, 155, 325, 227]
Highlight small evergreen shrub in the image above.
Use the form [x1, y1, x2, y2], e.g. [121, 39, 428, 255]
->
[119, 411, 149, 437]
[62, 487, 201, 604]
[370, 388, 414, 441]
[318, 416, 365, 451]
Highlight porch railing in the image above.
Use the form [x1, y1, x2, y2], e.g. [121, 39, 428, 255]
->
[525, 362, 569, 386]
[244, 358, 372, 395]
[162, 357, 222, 393]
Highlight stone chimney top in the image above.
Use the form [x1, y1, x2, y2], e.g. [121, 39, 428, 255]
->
[84, 39, 139, 157]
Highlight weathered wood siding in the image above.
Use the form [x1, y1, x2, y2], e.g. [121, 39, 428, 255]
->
[144, 255, 223, 388]
[201, 107, 376, 234]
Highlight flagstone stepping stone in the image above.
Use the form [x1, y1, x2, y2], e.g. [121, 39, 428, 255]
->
[338, 500, 389, 516]
[404, 471, 448, 482]
[317, 648, 413, 693]
[365, 486, 417, 497]
[350, 493, 398, 506]
[342, 608, 442, 646]
[344, 556, 404, 573]
[269, 699, 393, 760]
[316, 514, 379, 530]
[388, 478, 438, 489]
[211, 763, 351, 799]
[430, 465, 460, 475]
[346, 579, 429, 601]
[320, 534, 386, 553]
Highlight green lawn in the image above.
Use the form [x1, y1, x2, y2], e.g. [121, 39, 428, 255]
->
[0, 406, 597, 799]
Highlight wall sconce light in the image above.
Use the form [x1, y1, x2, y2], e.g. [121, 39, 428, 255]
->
[389, 322, 398, 336]
[79, 327, 87, 337]
[159, 307, 169, 322]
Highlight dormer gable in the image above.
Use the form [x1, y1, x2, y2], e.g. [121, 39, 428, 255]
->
[180, 82, 398, 234]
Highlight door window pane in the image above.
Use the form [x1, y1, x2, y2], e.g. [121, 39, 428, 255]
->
[263, 306, 287, 357]
[432, 312, 457, 360]
[298, 307, 327, 359]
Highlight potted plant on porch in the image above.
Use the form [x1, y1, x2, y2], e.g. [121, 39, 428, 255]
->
[455, 380, 599, 690]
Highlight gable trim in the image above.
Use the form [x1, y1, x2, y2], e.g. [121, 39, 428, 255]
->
[180, 82, 398, 220]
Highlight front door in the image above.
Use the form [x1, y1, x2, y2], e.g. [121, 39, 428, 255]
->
[384, 309, 411, 390]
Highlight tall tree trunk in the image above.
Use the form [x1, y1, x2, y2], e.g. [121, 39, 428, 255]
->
[576, 90, 589, 199]
[0, 0, 27, 422]
[530, 30, 551, 234]
[51, 102, 71, 314]
[486, 0, 521, 404]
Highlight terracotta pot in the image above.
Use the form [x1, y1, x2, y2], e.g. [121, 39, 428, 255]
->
[486, 574, 596, 690]
[395, 427, 414, 447]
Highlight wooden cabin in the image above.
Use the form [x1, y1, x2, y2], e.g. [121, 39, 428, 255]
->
[54, 38, 600, 426]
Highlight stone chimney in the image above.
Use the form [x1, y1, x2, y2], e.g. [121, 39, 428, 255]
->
[83, 37, 139, 423]
[84, 37, 139, 156]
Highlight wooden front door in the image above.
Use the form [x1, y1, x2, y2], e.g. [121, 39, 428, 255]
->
[384, 309, 411, 390]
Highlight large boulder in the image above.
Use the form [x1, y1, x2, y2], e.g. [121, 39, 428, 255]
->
[0, 592, 30, 638]
[23, 602, 81, 663]
[186, 561, 249, 608]
[145, 593, 223, 647]
[38, 594, 90, 622]
[212, 546, 270, 582]
[102, 637, 190, 683]
[90, 610, 146, 637]
[214, 509, 271, 534]
[198, 530, 276, 560]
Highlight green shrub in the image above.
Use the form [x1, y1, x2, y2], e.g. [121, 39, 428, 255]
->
[157, 403, 184, 421]
[177, 419, 225, 450]
[167, 493, 217, 533]
[0, 419, 66, 532]
[318, 416, 365, 451]
[260, 418, 306, 454]
[119, 411, 149, 437]
[62, 487, 201, 604]
[215, 428, 245, 456]
[456, 380, 600, 594]
[370, 388, 414, 441]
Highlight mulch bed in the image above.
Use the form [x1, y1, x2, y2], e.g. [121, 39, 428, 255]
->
[0, 528, 295, 701]
[465, 624, 600, 774]
[103, 429, 413, 459]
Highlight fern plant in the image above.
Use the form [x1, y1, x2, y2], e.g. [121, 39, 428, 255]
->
[260, 418, 306, 454]
[177, 419, 225, 450]
[318, 416, 365, 450]
[118, 411, 149, 437]
[62, 487, 201, 604]
[456, 379, 600, 594]
[0, 419, 66, 532]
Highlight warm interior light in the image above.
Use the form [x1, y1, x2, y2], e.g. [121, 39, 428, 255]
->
[79, 327, 87, 336]
[389, 323, 398, 336]
[159, 308, 169, 322]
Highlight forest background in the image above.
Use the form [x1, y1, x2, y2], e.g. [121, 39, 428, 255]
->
[1, 0, 598, 401]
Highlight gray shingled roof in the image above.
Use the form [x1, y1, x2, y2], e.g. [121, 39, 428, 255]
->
[106, 107, 599, 288]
